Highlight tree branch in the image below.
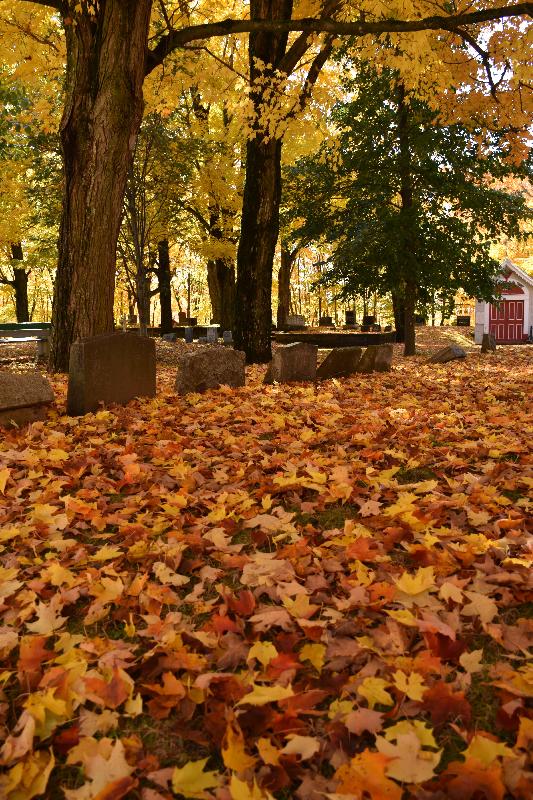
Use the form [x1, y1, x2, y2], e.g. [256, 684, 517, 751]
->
[146, 5, 533, 74]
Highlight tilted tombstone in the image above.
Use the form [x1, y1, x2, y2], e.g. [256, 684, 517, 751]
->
[0, 372, 54, 427]
[481, 333, 496, 353]
[67, 332, 156, 416]
[357, 344, 393, 373]
[264, 342, 318, 384]
[428, 345, 467, 364]
[175, 348, 245, 394]
[316, 347, 363, 379]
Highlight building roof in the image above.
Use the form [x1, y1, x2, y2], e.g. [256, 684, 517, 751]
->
[500, 258, 533, 289]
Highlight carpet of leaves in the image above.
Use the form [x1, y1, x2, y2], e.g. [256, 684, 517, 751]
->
[0, 332, 532, 800]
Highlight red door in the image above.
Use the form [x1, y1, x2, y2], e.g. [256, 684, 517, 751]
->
[489, 300, 525, 342]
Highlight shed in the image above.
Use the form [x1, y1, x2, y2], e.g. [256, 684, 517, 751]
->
[475, 259, 533, 344]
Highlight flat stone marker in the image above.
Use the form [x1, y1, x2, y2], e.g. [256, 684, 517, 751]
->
[481, 333, 496, 353]
[175, 348, 245, 395]
[264, 342, 318, 384]
[67, 332, 156, 416]
[429, 344, 467, 364]
[316, 346, 362, 379]
[0, 372, 54, 427]
[357, 344, 393, 373]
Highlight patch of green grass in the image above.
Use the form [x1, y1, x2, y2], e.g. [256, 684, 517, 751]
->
[501, 601, 533, 624]
[46, 766, 85, 800]
[501, 488, 524, 502]
[436, 726, 467, 770]
[232, 529, 253, 546]
[293, 503, 359, 530]
[396, 466, 437, 484]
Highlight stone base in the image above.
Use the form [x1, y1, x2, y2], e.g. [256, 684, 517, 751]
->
[0, 403, 51, 428]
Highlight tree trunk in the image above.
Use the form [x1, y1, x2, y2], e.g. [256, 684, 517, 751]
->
[234, 0, 292, 363]
[397, 82, 418, 357]
[207, 258, 236, 331]
[10, 243, 30, 323]
[392, 291, 405, 343]
[49, 1, 152, 371]
[136, 272, 151, 335]
[277, 246, 294, 328]
[157, 238, 173, 333]
[404, 280, 417, 356]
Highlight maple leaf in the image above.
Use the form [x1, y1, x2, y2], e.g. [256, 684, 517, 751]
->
[463, 734, 514, 765]
[247, 641, 278, 666]
[222, 719, 257, 772]
[281, 734, 320, 760]
[65, 738, 135, 800]
[171, 758, 220, 798]
[334, 750, 402, 800]
[236, 683, 294, 707]
[393, 566, 436, 596]
[440, 758, 505, 800]
[376, 730, 442, 783]
[357, 677, 394, 709]
[229, 775, 274, 800]
[0, 749, 55, 800]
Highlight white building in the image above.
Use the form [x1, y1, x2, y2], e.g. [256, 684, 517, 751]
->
[475, 258, 533, 344]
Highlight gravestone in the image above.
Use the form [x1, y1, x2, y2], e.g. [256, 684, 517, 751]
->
[197, 336, 207, 344]
[319, 316, 333, 326]
[206, 326, 219, 343]
[456, 315, 471, 327]
[162, 332, 177, 342]
[67, 332, 156, 416]
[175, 348, 245, 394]
[223, 331, 233, 345]
[357, 344, 393, 373]
[264, 342, 317, 384]
[345, 310, 355, 326]
[316, 347, 362, 379]
[0, 372, 54, 427]
[481, 333, 496, 353]
[414, 315, 426, 326]
[428, 345, 467, 364]
[363, 315, 375, 326]
[188, 317, 197, 326]
[184, 327, 194, 344]
[286, 314, 306, 328]
[178, 311, 187, 324]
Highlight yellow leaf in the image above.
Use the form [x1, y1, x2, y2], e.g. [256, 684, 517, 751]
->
[439, 581, 464, 603]
[459, 649, 484, 674]
[0, 749, 54, 800]
[222, 720, 257, 772]
[384, 720, 438, 750]
[386, 609, 418, 627]
[257, 738, 281, 766]
[299, 643, 326, 673]
[236, 684, 294, 707]
[26, 599, 67, 635]
[376, 731, 442, 783]
[357, 677, 394, 709]
[0, 468, 10, 494]
[463, 734, 514, 765]
[90, 545, 122, 562]
[229, 775, 274, 800]
[281, 735, 320, 760]
[152, 562, 190, 587]
[392, 670, 426, 701]
[247, 641, 278, 667]
[394, 566, 435, 596]
[461, 591, 498, 625]
[171, 758, 220, 798]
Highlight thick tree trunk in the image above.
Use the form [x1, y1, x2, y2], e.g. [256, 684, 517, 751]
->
[234, 0, 292, 363]
[404, 280, 417, 356]
[10, 243, 30, 323]
[277, 246, 294, 328]
[157, 238, 173, 333]
[207, 258, 236, 331]
[392, 291, 405, 343]
[136, 272, 151, 335]
[49, 1, 152, 371]
[397, 82, 418, 357]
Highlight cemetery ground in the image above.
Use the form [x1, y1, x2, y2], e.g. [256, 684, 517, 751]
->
[0, 327, 532, 800]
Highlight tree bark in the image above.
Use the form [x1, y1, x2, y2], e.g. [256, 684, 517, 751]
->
[157, 238, 173, 333]
[277, 245, 295, 328]
[397, 82, 417, 357]
[234, 0, 293, 363]
[392, 291, 405, 343]
[207, 258, 236, 331]
[10, 243, 30, 323]
[404, 280, 417, 356]
[49, 1, 152, 371]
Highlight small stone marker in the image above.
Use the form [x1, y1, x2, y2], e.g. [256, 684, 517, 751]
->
[206, 326, 218, 343]
[319, 316, 333, 326]
[286, 314, 306, 328]
[67, 332, 156, 416]
[0, 372, 54, 427]
[184, 327, 194, 344]
[264, 342, 318, 384]
[481, 333, 496, 353]
[316, 347, 362, 379]
[428, 344, 467, 364]
[162, 332, 177, 342]
[197, 336, 207, 344]
[223, 330, 233, 345]
[357, 344, 393, 373]
[175, 348, 245, 394]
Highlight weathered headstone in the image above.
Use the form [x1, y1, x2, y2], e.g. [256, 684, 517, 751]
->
[456, 315, 471, 327]
[178, 311, 187, 324]
[428, 345, 467, 364]
[345, 310, 355, 326]
[0, 372, 54, 427]
[319, 316, 333, 326]
[223, 331, 233, 345]
[162, 332, 177, 342]
[206, 326, 219, 343]
[357, 344, 393, 373]
[67, 332, 156, 416]
[175, 348, 245, 394]
[184, 327, 194, 344]
[363, 315, 375, 326]
[481, 333, 496, 353]
[264, 342, 318, 384]
[316, 347, 362, 379]
[286, 314, 306, 328]
[197, 336, 207, 344]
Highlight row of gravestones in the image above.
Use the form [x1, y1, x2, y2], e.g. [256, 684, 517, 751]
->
[163, 327, 233, 345]
[0, 335, 393, 426]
